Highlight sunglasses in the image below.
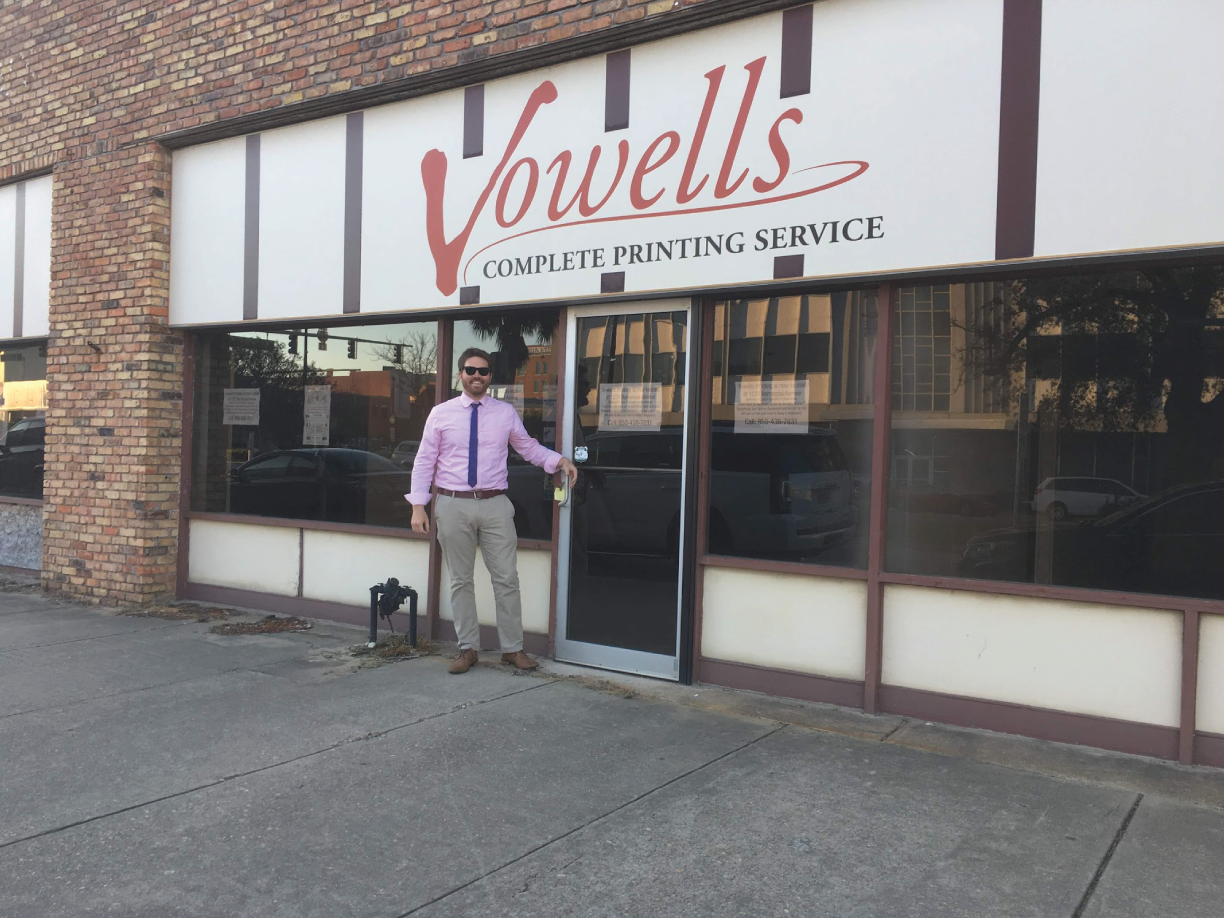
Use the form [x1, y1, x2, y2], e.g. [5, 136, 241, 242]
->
[461, 365, 491, 377]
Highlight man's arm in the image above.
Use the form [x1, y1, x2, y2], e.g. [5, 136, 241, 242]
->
[406, 411, 442, 532]
[507, 410, 577, 486]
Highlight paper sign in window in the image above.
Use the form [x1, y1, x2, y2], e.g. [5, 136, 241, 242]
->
[598, 383, 662, 432]
[303, 385, 331, 446]
[734, 379, 808, 434]
[223, 388, 260, 426]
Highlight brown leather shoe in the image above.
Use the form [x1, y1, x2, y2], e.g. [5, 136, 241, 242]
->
[448, 649, 478, 674]
[501, 650, 539, 670]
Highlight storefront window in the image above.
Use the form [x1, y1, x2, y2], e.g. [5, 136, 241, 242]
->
[450, 310, 559, 540]
[0, 342, 48, 500]
[191, 321, 438, 528]
[887, 267, 1224, 602]
[709, 293, 877, 567]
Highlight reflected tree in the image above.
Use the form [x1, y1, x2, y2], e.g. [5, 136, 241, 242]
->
[468, 309, 558, 374]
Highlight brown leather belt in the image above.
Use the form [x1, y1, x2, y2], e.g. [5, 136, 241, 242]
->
[436, 487, 506, 500]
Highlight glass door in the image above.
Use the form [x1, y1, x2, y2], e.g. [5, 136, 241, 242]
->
[555, 301, 691, 680]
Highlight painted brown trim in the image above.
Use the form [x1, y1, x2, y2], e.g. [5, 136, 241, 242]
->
[864, 283, 894, 714]
[158, 0, 814, 151]
[459, 285, 480, 306]
[600, 271, 626, 294]
[995, 0, 1042, 260]
[427, 318, 454, 639]
[187, 510, 431, 541]
[0, 562, 39, 576]
[517, 538, 553, 552]
[1181, 609, 1200, 765]
[296, 529, 305, 597]
[463, 85, 484, 159]
[878, 569, 1224, 618]
[185, 581, 372, 630]
[1194, 732, 1224, 769]
[700, 552, 868, 581]
[242, 135, 261, 321]
[773, 253, 804, 279]
[176, 335, 196, 600]
[342, 112, 363, 315]
[0, 495, 44, 507]
[879, 684, 1180, 761]
[0, 168, 53, 191]
[779, 4, 813, 99]
[604, 49, 631, 132]
[12, 182, 24, 339]
[699, 657, 865, 709]
[547, 309, 568, 656]
[691, 300, 716, 676]
[434, 618, 550, 657]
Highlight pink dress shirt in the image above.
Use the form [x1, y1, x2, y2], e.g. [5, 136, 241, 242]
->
[406, 393, 561, 505]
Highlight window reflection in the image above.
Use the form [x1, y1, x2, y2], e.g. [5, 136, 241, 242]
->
[0, 342, 48, 500]
[450, 310, 560, 540]
[888, 268, 1224, 602]
[709, 293, 877, 567]
[192, 322, 438, 528]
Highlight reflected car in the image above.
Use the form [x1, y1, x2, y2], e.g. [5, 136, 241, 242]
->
[229, 448, 412, 527]
[391, 440, 420, 468]
[957, 481, 1224, 599]
[1032, 476, 1143, 521]
[0, 417, 45, 499]
[889, 484, 1004, 517]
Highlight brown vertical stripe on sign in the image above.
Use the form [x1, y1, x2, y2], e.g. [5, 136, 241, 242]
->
[773, 253, 803, 279]
[780, 5, 813, 99]
[459, 285, 480, 305]
[243, 134, 261, 321]
[995, 0, 1042, 260]
[605, 50, 631, 132]
[343, 112, 364, 314]
[464, 85, 484, 159]
[12, 182, 24, 338]
[600, 271, 625, 294]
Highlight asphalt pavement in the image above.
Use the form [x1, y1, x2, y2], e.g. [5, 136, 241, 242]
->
[0, 582, 1220, 917]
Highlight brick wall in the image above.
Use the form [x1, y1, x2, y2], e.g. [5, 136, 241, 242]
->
[0, 0, 714, 602]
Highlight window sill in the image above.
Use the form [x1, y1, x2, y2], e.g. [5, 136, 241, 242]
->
[0, 496, 44, 508]
[699, 553, 868, 581]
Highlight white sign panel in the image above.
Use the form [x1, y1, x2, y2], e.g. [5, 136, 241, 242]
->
[599, 383, 662, 432]
[734, 379, 808, 434]
[223, 388, 260, 426]
[303, 385, 332, 446]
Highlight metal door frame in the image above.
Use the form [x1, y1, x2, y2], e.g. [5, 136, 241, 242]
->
[554, 298, 692, 680]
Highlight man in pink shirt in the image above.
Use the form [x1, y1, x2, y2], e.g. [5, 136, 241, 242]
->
[408, 346, 578, 674]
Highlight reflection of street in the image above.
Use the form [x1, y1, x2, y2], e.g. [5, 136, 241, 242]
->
[887, 506, 1027, 576]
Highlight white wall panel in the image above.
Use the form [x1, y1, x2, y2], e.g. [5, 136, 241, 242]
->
[188, 519, 299, 596]
[1197, 614, 1224, 736]
[0, 185, 15, 339]
[20, 175, 52, 338]
[1034, 1, 1224, 256]
[701, 568, 866, 680]
[257, 117, 346, 321]
[169, 138, 247, 326]
[883, 585, 1181, 727]
[300, 531, 430, 607]
[441, 547, 551, 636]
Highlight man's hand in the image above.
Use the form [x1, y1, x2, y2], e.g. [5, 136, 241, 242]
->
[557, 457, 578, 487]
[411, 504, 431, 534]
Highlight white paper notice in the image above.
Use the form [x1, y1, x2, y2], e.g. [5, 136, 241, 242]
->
[223, 388, 260, 426]
[303, 385, 332, 446]
[734, 380, 809, 434]
[598, 383, 662, 432]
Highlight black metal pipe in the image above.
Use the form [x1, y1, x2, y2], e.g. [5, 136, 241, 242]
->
[368, 584, 380, 645]
[407, 587, 418, 648]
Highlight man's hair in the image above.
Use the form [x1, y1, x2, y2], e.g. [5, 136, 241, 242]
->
[457, 347, 492, 370]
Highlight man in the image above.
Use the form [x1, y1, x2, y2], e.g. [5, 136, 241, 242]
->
[407, 347, 578, 674]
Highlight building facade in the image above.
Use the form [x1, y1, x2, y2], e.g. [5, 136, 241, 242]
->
[4, 0, 1224, 767]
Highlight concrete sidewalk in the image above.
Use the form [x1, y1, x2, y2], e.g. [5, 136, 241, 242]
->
[0, 586, 1220, 917]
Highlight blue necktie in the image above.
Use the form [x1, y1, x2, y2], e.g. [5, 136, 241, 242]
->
[468, 402, 479, 488]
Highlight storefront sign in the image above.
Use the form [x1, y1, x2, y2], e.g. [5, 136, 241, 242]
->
[598, 383, 662, 432]
[302, 385, 331, 446]
[734, 380, 808, 434]
[223, 388, 260, 426]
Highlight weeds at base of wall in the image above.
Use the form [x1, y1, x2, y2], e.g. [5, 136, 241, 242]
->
[123, 601, 234, 622]
[211, 615, 312, 635]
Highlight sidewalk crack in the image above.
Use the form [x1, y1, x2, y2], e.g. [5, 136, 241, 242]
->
[1070, 793, 1143, 918]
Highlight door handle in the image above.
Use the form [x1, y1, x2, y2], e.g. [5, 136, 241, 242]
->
[554, 475, 571, 508]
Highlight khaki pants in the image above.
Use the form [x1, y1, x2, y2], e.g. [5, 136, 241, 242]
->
[434, 494, 523, 653]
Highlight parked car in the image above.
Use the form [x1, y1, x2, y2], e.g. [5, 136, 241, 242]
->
[229, 448, 412, 527]
[889, 483, 1004, 517]
[957, 480, 1224, 599]
[1032, 476, 1143, 521]
[391, 440, 420, 468]
[0, 417, 45, 499]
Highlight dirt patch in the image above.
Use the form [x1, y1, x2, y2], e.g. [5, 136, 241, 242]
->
[124, 602, 234, 622]
[351, 634, 439, 662]
[0, 576, 42, 594]
[210, 615, 313, 635]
